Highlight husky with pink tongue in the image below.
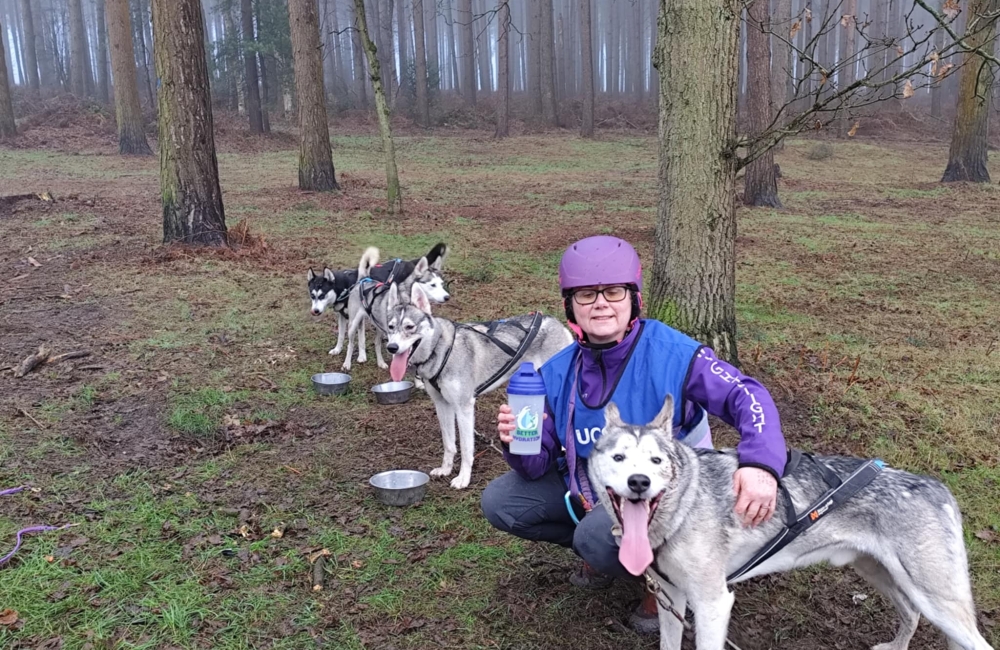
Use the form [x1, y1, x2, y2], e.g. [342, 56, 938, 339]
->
[588, 396, 994, 650]
[384, 282, 573, 489]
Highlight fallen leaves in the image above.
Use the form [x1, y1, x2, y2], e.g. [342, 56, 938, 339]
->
[790, 20, 802, 40]
[902, 79, 915, 99]
[942, 0, 961, 20]
[975, 529, 998, 544]
[0, 609, 18, 627]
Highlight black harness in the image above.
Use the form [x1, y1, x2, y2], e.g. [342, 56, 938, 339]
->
[422, 311, 545, 396]
[725, 450, 885, 583]
[359, 259, 402, 325]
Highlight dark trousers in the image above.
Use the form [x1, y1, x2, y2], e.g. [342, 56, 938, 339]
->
[480, 468, 630, 579]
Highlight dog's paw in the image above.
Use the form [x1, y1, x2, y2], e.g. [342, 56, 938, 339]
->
[430, 466, 452, 477]
[414, 378, 425, 390]
[377, 359, 388, 370]
[341, 361, 352, 371]
[328, 347, 342, 356]
[356, 354, 367, 364]
[450, 473, 471, 489]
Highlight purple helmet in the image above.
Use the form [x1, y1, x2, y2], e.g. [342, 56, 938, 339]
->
[558, 236, 643, 293]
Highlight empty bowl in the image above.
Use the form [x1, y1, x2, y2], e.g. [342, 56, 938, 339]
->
[312, 372, 351, 396]
[371, 380, 414, 405]
[369, 469, 430, 506]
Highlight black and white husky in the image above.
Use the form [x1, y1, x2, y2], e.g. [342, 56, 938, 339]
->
[588, 395, 995, 650]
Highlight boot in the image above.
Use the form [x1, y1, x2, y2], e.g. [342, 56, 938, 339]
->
[567, 561, 614, 589]
[628, 590, 660, 635]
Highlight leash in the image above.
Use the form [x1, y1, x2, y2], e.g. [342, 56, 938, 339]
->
[1, 486, 79, 567]
[643, 566, 744, 650]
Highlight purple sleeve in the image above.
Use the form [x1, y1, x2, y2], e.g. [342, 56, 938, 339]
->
[684, 347, 787, 478]
[502, 400, 561, 480]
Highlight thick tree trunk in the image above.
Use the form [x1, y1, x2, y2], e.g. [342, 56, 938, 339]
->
[288, 0, 338, 190]
[579, 0, 594, 137]
[0, 15, 15, 138]
[457, 0, 474, 104]
[153, 0, 227, 246]
[651, 0, 740, 363]
[495, 0, 510, 138]
[241, 0, 264, 132]
[107, 0, 151, 154]
[744, 0, 780, 208]
[18, 0, 39, 91]
[540, 0, 557, 125]
[95, 0, 110, 103]
[771, 0, 791, 124]
[941, 0, 999, 183]
[353, 0, 401, 212]
[413, 0, 430, 124]
[69, 0, 89, 95]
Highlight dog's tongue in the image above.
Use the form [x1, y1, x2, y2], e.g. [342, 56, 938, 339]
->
[619, 500, 654, 576]
[389, 351, 410, 382]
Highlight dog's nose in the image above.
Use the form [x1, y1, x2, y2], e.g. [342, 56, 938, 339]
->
[387, 343, 399, 354]
[627, 474, 651, 494]
[311, 310, 320, 316]
[443, 295, 450, 302]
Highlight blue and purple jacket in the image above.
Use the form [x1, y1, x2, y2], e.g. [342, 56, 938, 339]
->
[503, 320, 787, 497]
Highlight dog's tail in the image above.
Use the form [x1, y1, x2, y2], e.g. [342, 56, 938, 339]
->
[358, 247, 379, 278]
[425, 243, 448, 270]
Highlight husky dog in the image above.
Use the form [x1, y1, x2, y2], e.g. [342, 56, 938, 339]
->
[588, 395, 994, 650]
[307, 260, 364, 360]
[339, 243, 450, 372]
[385, 283, 574, 489]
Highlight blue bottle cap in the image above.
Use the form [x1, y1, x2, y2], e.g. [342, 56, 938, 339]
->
[507, 362, 546, 396]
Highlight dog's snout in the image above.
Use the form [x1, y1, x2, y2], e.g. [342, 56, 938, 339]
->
[311, 309, 321, 316]
[442, 294, 450, 302]
[387, 342, 399, 354]
[627, 474, 651, 494]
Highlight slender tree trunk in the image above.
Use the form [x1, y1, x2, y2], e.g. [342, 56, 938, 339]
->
[351, 0, 368, 108]
[527, 0, 541, 113]
[69, 0, 89, 95]
[475, 0, 489, 92]
[838, 0, 858, 136]
[929, 0, 947, 119]
[253, 0, 271, 132]
[288, 0, 338, 190]
[397, 0, 410, 102]
[95, 0, 109, 102]
[377, 0, 397, 103]
[540, 0, 557, 124]
[457, 0, 474, 104]
[224, 4, 239, 110]
[426, 0, 438, 88]
[413, 0, 430, 124]
[153, 0, 227, 246]
[579, 0, 594, 136]
[0, 15, 15, 138]
[353, 0, 401, 212]
[18, 0, 39, 91]
[446, 0, 459, 93]
[241, 0, 263, 131]
[133, 0, 155, 109]
[941, 0, 999, 183]
[495, 0, 510, 137]
[772, 0, 791, 126]
[107, 0, 151, 154]
[744, 0, 780, 208]
[12, 3, 26, 88]
[34, 0, 56, 89]
[651, 0, 740, 363]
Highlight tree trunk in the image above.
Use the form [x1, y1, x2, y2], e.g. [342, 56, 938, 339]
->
[353, 0, 401, 212]
[445, 0, 459, 92]
[579, 0, 594, 136]
[133, 0, 155, 109]
[425, 0, 438, 88]
[107, 0, 151, 154]
[34, 0, 56, 89]
[153, 0, 227, 246]
[475, 0, 489, 93]
[527, 0, 541, 113]
[540, 0, 557, 124]
[18, 0, 39, 91]
[288, 0, 338, 191]
[0, 15, 15, 138]
[838, 0, 858, 137]
[457, 0, 474, 104]
[744, 0, 780, 208]
[351, 0, 368, 108]
[651, 0, 740, 363]
[241, 0, 264, 132]
[495, 0, 509, 137]
[95, 0, 110, 102]
[929, 0, 947, 119]
[771, 0, 791, 124]
[377, 0, 397, 103]
[397, 0, 410, 102]
[413, 0, 430, 124]
[69, 0, 89, 95]
[224, 4, 239, 110]
[941, 0, 999, 183]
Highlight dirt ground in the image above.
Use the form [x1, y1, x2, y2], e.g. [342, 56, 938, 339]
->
[1, 110, 998, 650]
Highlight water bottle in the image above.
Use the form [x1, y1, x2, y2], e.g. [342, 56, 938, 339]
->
[507, 362, 546, 455]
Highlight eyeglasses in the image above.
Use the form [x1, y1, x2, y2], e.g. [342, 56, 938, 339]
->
[572, 285, 629, 305]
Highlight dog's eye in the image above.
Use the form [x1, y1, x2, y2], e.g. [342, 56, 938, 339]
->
[387, 322, 395, 331]
[405, 323, 416, 332]
[613, 454, 624, 462]
[651, 457, 662, 465]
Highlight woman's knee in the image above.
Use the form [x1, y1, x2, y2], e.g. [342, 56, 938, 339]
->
[480, 475, 514, 532]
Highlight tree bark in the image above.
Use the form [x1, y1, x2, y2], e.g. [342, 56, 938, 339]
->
[744, 0, 780, 208]
[224, 3, 239, 110]
[133, 0, 155, 109]
[153, 0, 227, 246]
[457, 0, 474, 104]
[540, 0, 557, 124]
[929, 0, 946, 119]
[241, 0, 264, 132]
[107, 0, 151, 154]
[651, 0, 740, 363]
[838, 0, 858, 137]
[413, 0, 430, 124]
[397, 0, 410, 102]
[579, 0, 594, 136]
[288, 0, 338, 190]
[0, 14, 15, 138]
[495, 0, 510, 137]
[33, 0, 56, 89]
[353, 0, 402, 212]
[377, 0, 397, 103]
[18, 0, 39, 91]
[771, 0, 791, 126]
[351, 0, 368, 108]
[425, 0, 438, 87]
[446, 0, 459, 91]
[528, 0, 542, 114]
[475, 0, 490, 93]
[69, 0, 90, 95]
[941, 0, 999, 183]
[95, 0, 110, 102]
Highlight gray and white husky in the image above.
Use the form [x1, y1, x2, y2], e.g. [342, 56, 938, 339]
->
[385, 283, 574, 489]
[588, 395, 994, 650]
[338, 244, 451, 372]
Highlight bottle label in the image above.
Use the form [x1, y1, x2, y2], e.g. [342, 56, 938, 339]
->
[514, 406, 540, 442]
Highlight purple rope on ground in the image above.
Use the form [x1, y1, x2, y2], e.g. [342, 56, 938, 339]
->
[1, 485, 76, 567]
[0, 486, 29, 497]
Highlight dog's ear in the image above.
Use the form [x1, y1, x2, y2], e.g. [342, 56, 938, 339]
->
[323, 267, 335, 281]
[649, 395, 675, 433]
[414, 255, 429, 276]
[386, 282, 399, 313]
[605, 401, 625, 429]
[307, 268, 316, 281]
[411, 283, 433, 314]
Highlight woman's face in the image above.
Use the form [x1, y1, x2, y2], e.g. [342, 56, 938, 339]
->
[571, 285, 632, 344]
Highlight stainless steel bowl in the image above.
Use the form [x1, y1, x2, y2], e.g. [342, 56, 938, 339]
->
[369, 470, 429, 506]
[371, 380, 414, 405]
[312, 372, 351, 396]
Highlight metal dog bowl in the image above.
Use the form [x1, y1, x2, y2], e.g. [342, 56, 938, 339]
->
[312, 372, 351, 396]
[371, 380, 414, 405]
[370, 470, 429, 506]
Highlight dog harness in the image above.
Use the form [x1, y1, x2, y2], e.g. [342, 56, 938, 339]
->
[725, 450, 885, 583]
[358, 258, 402, 325]
[421, 311, 545, 397]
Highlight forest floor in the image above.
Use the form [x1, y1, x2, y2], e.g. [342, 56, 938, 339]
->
[1, 117, 999, 649]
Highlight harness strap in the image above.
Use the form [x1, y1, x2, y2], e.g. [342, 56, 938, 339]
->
[472, 312, 543, 396]
[726, 457, 884, 584]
